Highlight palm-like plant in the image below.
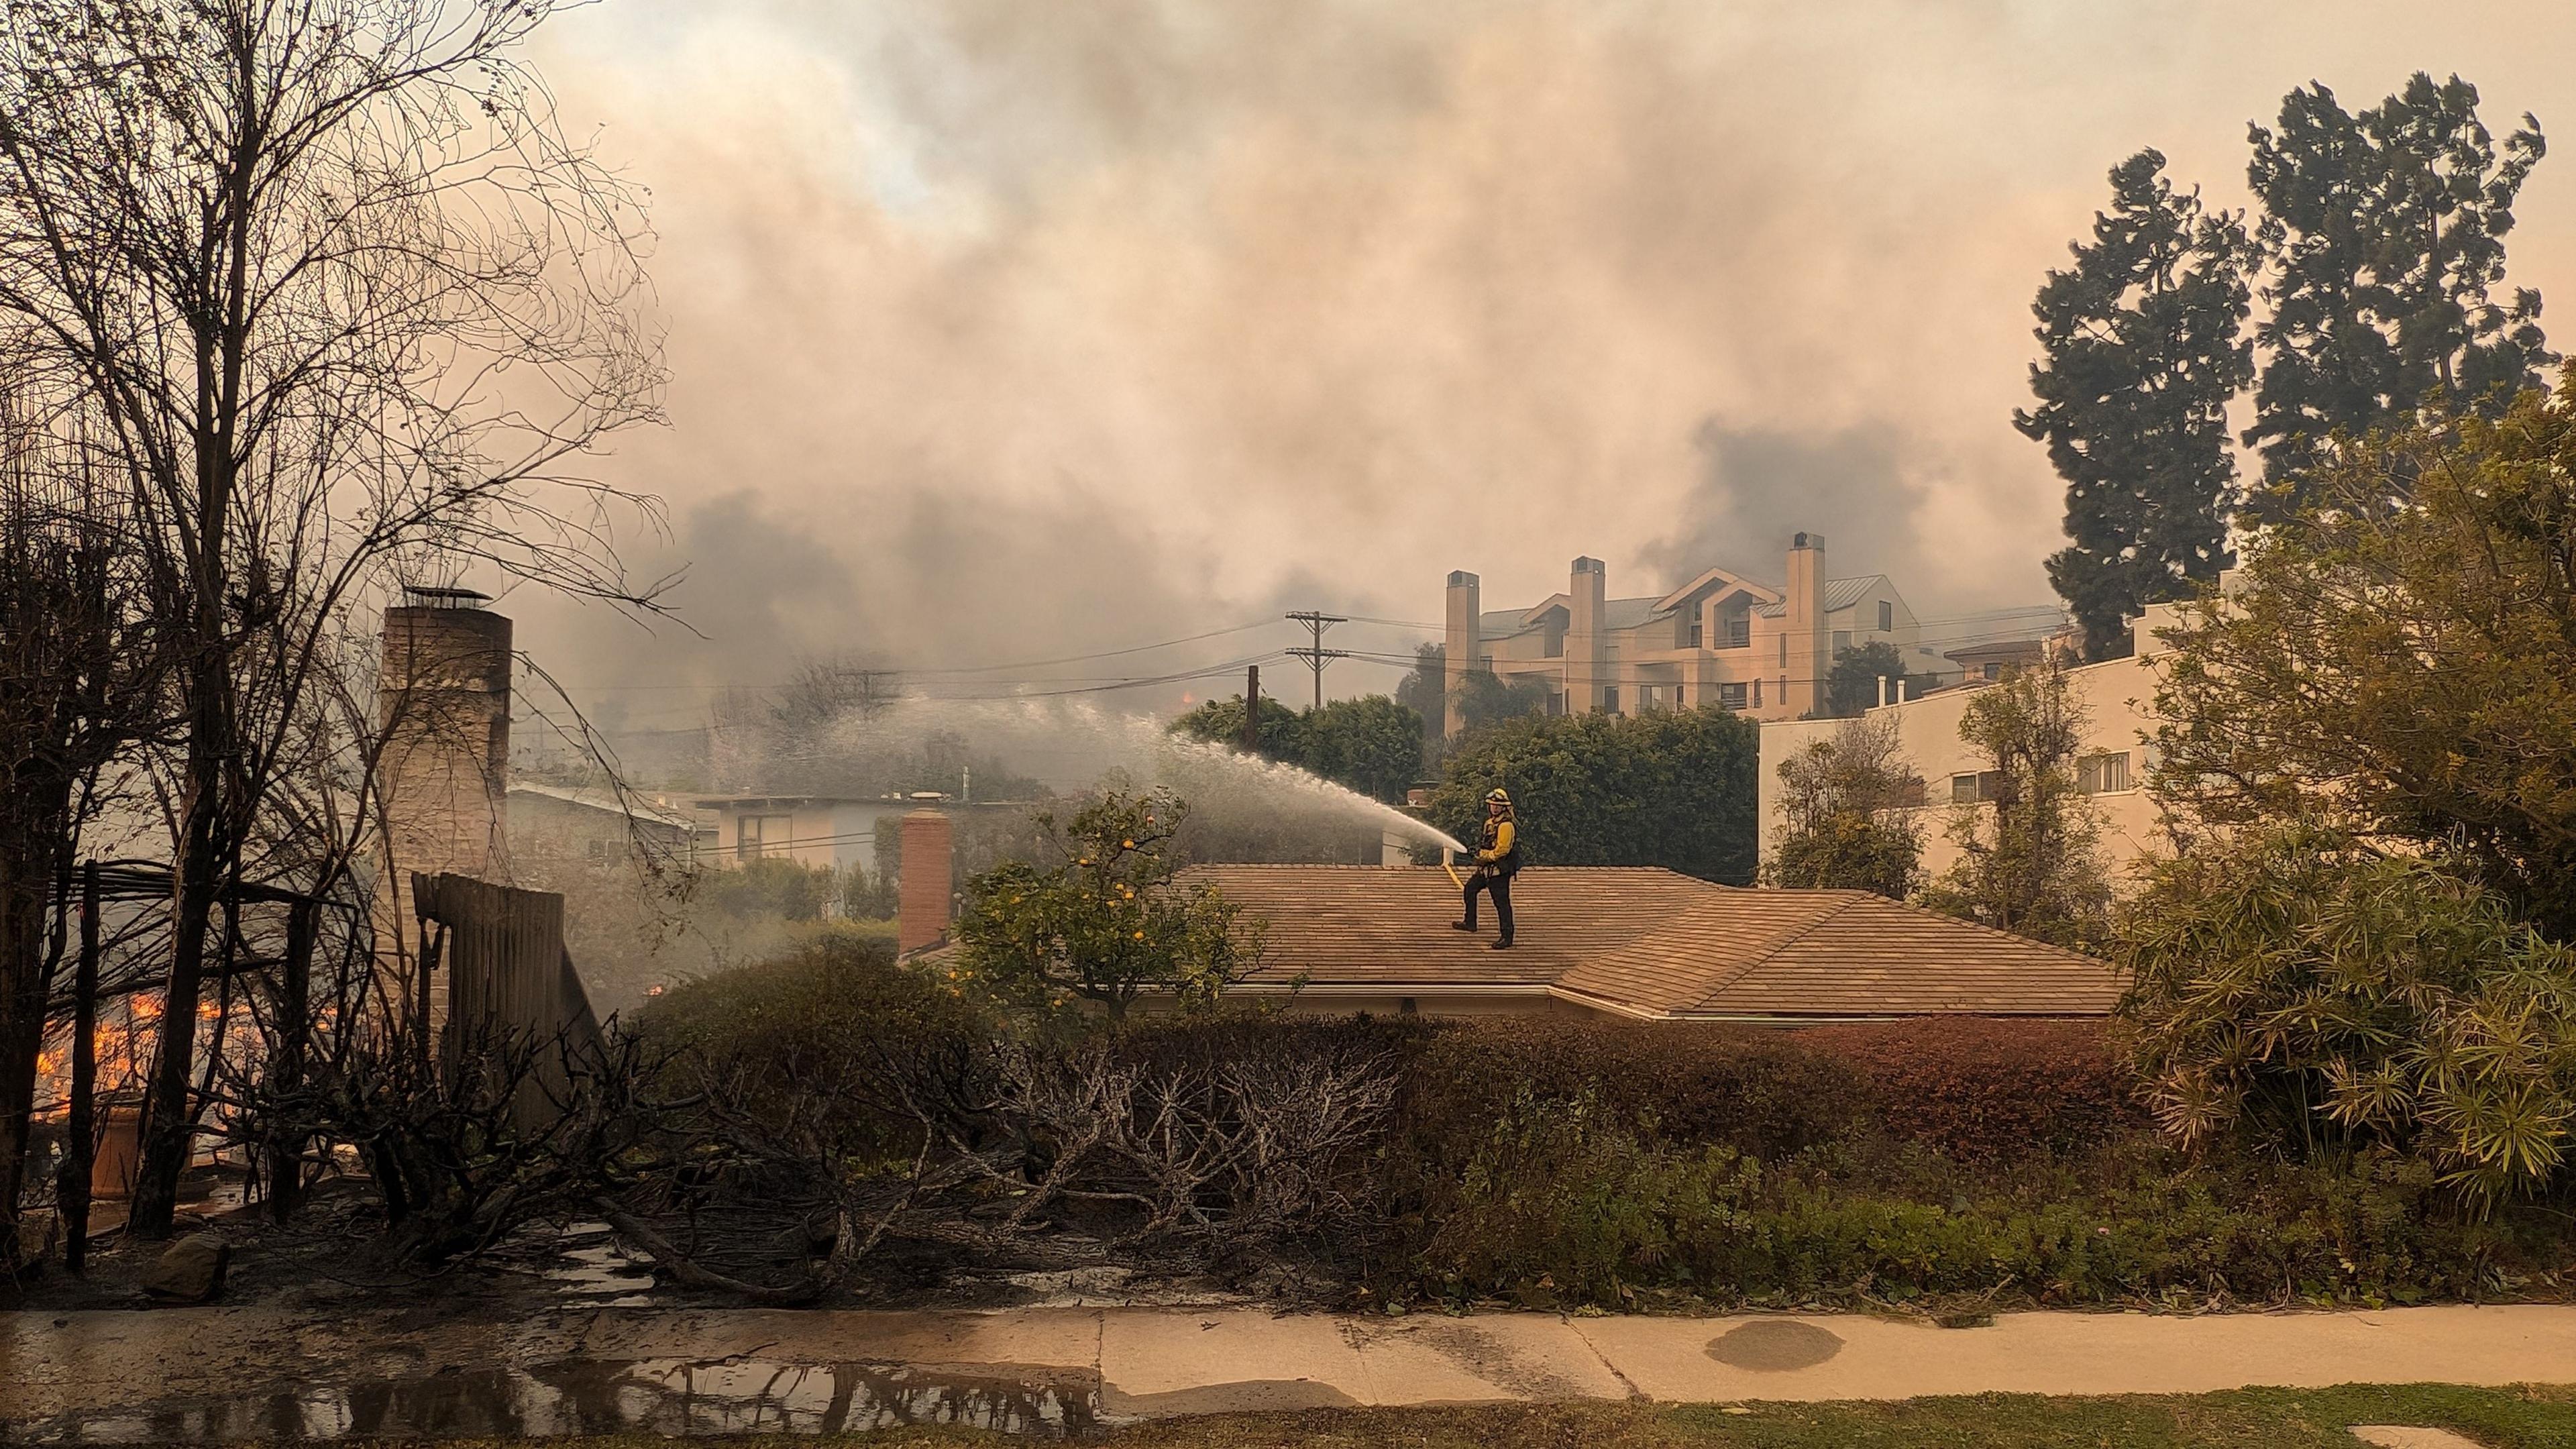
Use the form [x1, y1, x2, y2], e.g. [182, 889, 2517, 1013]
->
[2121, 826, 2576, 1204]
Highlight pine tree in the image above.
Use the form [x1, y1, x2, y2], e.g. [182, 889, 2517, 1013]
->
[2019, 150, 2253, 662]
[2244, 74, 2555, 512]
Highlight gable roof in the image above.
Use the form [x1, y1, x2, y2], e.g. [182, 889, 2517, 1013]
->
[1753, 574, 1888, 619]
[1479, 596, 1670, 639]
[1652, 567, 1777, 616]
[507, 780, 699, 832]
[1177, 865, 2122, 1020]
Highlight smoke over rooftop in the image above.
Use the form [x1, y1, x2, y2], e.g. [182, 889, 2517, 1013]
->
[508, 0, 2575, 720]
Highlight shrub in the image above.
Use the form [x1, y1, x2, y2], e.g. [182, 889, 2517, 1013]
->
[1796, 1018, 2141, 1162]
[633, 931, 991, 1163]
[2122, 826, 2576, 1199]
[1764, 714, 1925, 898]
[1400, 1017, 1874, 1164]
[1406, 1117, 2562, 1311]
[1399, 1016, 2136, 1167]
[1417, 1089, 1761, 1307]
[953, 788, 1260, 1021]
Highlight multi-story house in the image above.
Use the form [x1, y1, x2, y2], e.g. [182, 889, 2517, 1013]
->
[1441, 533, 1947, 733]
[1756, 596, 2196, 891]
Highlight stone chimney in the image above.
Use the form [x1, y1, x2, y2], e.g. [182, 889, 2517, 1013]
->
[379, 588, 511, 943]
[1442, 570, 1480, 738]
[898, 808, 955, 955]
[1568, 556, 1607, 714]
[1784, 532, 1829, 716]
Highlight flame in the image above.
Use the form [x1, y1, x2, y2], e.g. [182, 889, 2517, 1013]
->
[32, 989, 265, 1124]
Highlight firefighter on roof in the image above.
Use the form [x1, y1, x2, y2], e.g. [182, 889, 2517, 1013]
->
[1453, 787, 1521, 949]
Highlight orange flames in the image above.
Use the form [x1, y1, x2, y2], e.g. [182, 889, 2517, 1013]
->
[32, 990, 247, 1123]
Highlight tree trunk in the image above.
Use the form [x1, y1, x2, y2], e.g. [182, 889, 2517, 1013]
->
[0, 853, 58, 1271]
[265, 898, 315, 1223]
[129, 696, 227, 1238]
[60, 864, 98, 1273]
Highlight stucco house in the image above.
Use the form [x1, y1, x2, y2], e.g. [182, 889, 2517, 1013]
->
[1756, 596, 2197, 893]
[1441, 533, 1950, 733]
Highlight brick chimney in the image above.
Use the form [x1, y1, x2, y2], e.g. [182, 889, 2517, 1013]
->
[1442, 570, 1480, 738]
[1784, 532, 1829, 716]
[898, 808, 955, 955]
[1568, 555, 1607, 714]
[378, 588, 511, 980]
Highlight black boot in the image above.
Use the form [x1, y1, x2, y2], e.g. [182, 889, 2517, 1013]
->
[1452, 920, 1477, 932]
[1491, 936, 1515, 950]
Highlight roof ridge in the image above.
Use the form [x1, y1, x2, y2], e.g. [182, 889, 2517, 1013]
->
[1849, 892, 2114, 963]
[1679, 890, 1873, 1009]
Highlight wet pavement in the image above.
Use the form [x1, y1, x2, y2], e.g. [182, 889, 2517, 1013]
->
[7, 1303, 2576, 1442]
[13, 1358, 1102, 1443]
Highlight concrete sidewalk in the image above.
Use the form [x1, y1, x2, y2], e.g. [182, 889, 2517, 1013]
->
[6, 1303, 2575, 1438]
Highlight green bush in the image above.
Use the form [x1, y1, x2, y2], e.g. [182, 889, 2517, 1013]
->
[1408, 1099, 2557, 1311]
[631, 930, 989, 1161]
[2122, 826, 2576, 1199]
[1418, 1089, 1760, 1307]
[694, 855, 840, 921]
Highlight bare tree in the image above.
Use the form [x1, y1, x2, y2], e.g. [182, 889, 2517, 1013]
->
[0, 411, 163, 1270]
[0, 0, 668, 1234]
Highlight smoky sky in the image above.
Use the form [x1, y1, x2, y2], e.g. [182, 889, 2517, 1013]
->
[1643, 423, 1923, 590]
[508, 0, 2576, 717]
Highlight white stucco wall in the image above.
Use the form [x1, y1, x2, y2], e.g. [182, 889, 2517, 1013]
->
[1756, 648, 2171, 892]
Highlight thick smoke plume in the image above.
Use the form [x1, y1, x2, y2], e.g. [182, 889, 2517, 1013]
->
[511, 0, 2575, 725]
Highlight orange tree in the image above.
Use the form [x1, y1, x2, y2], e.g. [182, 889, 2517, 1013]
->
[952, 789, 1261, 1022]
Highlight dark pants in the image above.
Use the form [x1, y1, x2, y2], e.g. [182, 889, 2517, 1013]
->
[1462, 871, 1514, 941]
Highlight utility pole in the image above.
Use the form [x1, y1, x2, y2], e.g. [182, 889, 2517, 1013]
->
[1285, 610, 1348, 709]
[1241, 665, 1262, 751]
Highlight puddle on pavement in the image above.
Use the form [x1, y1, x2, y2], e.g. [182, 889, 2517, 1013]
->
[11, 1358, 1104, 1442]
[1705, 1320, 1845, 1372]
[543, 1222, 658, 1307]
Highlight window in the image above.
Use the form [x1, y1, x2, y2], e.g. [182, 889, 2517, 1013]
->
[1718, 682, 1748, 710]
[737, 813, 792, 860]
[2078, 751, 2133, 794]
[1724, 613, 1750, 649]
[1602, 686, 1620, 713]
[1778, 635, 1788, 667]
[1950, 771, 2007, 804]
[1832, 631, 1851, 654]
[1982, 662, 2002, 681]
[1686, 614, 1703, 648]
[1878, 600, 1894, 632]
[584, 838, 608, 863]
[1752, 677, 1764, 708]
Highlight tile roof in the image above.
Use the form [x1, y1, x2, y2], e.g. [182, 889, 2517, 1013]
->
[1177, 865, 2123, 1020]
